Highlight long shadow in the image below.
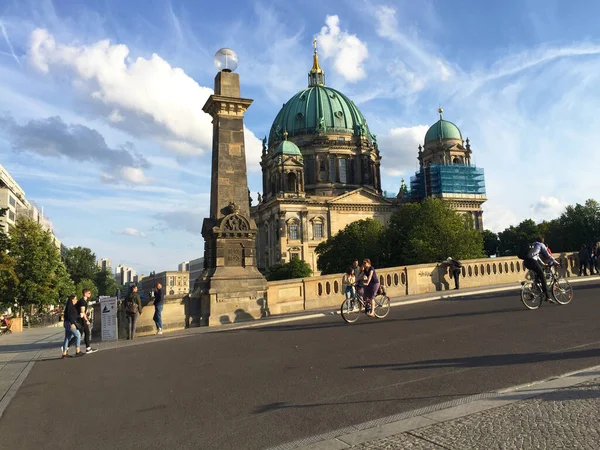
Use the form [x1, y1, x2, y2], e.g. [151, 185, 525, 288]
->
[498, 383, 600, 402]
[404, 306, 524, 322]
[346, 347, 600, 372]
[0, 341, 62, 354]
[252, 392, 480, 414]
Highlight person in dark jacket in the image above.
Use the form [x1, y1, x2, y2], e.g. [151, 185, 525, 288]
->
[153, 282, 164, 335]
[124, 285, 143, 340]
[445, 257, 463, 290]
[579, 244, 591, 276]
[62, 295, 83, 358]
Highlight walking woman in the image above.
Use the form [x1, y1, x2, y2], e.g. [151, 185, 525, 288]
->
[124, 285, 143, 340]
[62, 295, 83, 358]
[361, 258, 380, 317]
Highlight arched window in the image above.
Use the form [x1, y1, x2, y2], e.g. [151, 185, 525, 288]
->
[287, 219, 300, 240]
[287, 172, 297, 192]
[311, 216, 325, 240]
[453, 157, 461, 164]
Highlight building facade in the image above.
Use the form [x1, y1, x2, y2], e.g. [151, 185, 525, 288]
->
[115, 264, 136, 286]
[139, 270, 190, 300]
[251, 41, 394, 274]
[188, 257, 204, 292]
[178, 261, 190, 272]
[97, 258, 112, 273]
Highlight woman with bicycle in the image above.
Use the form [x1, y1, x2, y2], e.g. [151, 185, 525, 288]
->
[361, 258, 380, 317]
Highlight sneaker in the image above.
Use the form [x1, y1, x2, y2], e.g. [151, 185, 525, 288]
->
[157, 329, 163, 335]
[86, 347, 98, 354]
[75, 352, 85, 357]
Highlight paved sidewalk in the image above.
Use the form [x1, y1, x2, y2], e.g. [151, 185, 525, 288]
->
[283, 366, 600, 449]
[0, 327, 64, 418]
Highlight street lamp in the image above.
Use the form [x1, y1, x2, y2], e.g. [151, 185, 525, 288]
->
[214, 48, 238, 72]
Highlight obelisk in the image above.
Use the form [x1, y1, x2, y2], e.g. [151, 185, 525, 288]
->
[192, 48, 267, 326]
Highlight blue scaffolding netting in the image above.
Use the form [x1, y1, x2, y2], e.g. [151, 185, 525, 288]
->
[410, 164, 486, 201]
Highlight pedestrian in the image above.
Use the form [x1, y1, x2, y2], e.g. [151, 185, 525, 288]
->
[153, 282, 164, 335]
[71, 289, 98, 354]
[579, 244, 590, 276]
[351, 259, 361, 280]
[61, 295, 83, 358]
[124, 285, 143, 340]
[446, 257, 463, 290]
[341, 268, 356, 309]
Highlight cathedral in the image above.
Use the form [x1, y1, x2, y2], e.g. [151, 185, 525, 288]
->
[251, 41, 486, 274]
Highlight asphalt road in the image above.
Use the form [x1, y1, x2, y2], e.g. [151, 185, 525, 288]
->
[2, 280, 600, 450]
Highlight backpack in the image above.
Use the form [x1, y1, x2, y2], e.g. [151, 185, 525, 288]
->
[125, 296, 139, 314]
[518, 242, 536, 260]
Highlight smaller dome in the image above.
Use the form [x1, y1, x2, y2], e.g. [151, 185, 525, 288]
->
[273, 140, 302, 156]
[425, 119, 462, 144]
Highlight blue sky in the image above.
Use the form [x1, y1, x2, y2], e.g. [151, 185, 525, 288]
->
[1, 0, 600, 274]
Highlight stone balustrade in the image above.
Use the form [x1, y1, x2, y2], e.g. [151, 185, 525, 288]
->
[91, 252, 582, 336]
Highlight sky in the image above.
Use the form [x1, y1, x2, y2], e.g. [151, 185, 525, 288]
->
[1, 0, 600, 274]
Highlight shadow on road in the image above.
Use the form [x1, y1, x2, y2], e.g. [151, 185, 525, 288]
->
[346, 347, 600, 372]
[497, 382, 600, 402]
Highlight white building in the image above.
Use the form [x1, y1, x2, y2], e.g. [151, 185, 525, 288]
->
[115, 264, 136, 286]
[97, 258, 112, 273]
[188, 257, 204, 292]
[0, 163, 60, 248]
[178, 261, 190, 272]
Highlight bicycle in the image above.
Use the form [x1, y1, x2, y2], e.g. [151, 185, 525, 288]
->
[340, 284, 391, 323]
[520, 264, 573, 310]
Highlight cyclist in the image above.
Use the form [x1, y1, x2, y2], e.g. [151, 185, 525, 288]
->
[522, 236, 559, 301]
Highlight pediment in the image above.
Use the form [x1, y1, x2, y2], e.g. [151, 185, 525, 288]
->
[328, 188, 392, 205]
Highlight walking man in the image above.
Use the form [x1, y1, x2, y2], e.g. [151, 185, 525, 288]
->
[153, 282, 164, 335]
[446, 257, 463, 290]
[78, 289, 98, 353]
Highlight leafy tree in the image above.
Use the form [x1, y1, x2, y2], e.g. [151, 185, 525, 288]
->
[75, 277, 99, 299]
[63, 246, 98, 285]
[315, 219, 387, 275]
[482, 230, 500, 257]
[267, 257, 313, 281]
[8, 217, 75, 312]
[556, 199, 600, 251]
[387, 198, 485, 265]
[95, 269, 118, 297]
[0, 207, 18, 308]
[497, 219, 539, 256]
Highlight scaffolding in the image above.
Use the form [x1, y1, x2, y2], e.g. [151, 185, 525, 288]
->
[410, 164, 486, 201]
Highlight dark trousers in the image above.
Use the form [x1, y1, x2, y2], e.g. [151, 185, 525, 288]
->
[524, 259, 549, 296]
[452, 269, 461, 289]
[579, 261, 590, 276]
[69, 321, 90, 348]
[126, 313, 138, 339]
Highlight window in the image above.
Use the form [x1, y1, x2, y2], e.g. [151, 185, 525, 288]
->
[314, 223, 323, 239]
[290, 252, 300, 260]
[9, 196, 15, 207]
[329, 156, 335, 182]
[289, 224, 299, 240]
[169, 277, 174, 286]
[339, 159, 347, 183]
[8, 211, 15, 221]
[337, 137, 345, 142]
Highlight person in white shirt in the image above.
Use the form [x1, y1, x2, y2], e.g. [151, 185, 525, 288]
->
[523, 237, 558, 300]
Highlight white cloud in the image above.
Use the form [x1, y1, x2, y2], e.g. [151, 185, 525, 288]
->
[26, 28, 263, 163]
[113, 227, 146, 238]
[317, 15, 368, 83]
[531, 196, 567, 221]
[378, 125, 429, 177]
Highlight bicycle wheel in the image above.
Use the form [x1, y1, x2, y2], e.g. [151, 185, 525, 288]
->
[340, 298, 360, 323]
[373, 294, 390, 318]
[552, 278, 573, 305]
[521, 281, 542, 310]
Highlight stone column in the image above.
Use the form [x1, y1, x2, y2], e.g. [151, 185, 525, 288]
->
[192, 68, 267, 326]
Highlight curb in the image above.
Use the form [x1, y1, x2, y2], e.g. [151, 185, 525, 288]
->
[269, 363, 600, 450]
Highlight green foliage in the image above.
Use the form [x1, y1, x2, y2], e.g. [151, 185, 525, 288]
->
[267, 257, 313, 281]
[555, 200, 600, 250]
[95, 269, 118, 297]
[315, 219, 386, 275]
[498, 219, 539, 256]
[7, 217, 75, 310]
[386, 198, 485, 265]
[64, 246, 98, 285]
[75, 278, 99, 299]
[482, 230, 500, 257]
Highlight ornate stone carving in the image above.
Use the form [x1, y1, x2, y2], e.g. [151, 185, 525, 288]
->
[222, 214, 250, 232]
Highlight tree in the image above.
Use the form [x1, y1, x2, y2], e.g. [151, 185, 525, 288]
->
[8, 217, 75, 312]
[497, 219, 539, 256]
[386, 198, 485, 265]
[315, 219, 387, 275]
[75, 278, 99, 299]
[63, 246, 98, 285]
[0, 207, 18, 309]
[556, 199, 600, 250]
[482, 230, 500, 257]
[95, 269, 118, 297]
[266, 257, 313, 281]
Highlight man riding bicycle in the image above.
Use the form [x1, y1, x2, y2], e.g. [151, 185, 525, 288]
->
[521, 236, 558, 301]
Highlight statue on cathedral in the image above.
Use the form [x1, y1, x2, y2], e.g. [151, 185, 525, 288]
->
[262, 136, 267, 153]
[257, 192, 262, 203]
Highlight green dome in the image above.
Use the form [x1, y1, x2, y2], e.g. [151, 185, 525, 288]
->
[268, 86, 371, 147]
[425, 119, 462, 144]
[273, 139, 302, 156]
